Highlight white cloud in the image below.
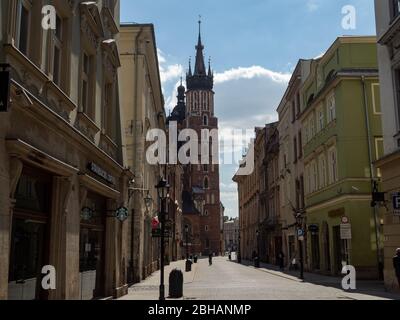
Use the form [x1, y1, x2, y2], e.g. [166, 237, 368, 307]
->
[215, 66, 290, 84]
[157, 48, 184, 86]
[307, 0, 321, 12]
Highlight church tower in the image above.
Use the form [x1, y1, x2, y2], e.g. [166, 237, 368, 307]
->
[185, 20, 221, 256]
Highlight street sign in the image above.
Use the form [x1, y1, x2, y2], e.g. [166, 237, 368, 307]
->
[0, 68, 10, 112]
[393, 193, 400, 216]
[340, 223, 352, 240]
[297, 229, 304, 237]
[341, 216, 349, 224]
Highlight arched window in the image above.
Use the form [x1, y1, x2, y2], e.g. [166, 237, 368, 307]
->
[204, 177, 209, 189]
[203, 114, 208, 126]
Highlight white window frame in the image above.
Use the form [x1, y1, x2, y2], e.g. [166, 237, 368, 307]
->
[328, 147, 338, 183]
[52, 13, 64, 87]
[327, 92, 336, 123]
[16, 0, 32, 56]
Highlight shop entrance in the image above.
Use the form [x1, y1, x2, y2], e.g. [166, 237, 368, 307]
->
[79, 192, 106, 300]
[8, 169, 51, 300]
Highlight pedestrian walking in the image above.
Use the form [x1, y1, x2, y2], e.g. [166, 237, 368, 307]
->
[209, 253, 213, 266]
[278, 251, 285, 271]
[394, 248, 400, 288]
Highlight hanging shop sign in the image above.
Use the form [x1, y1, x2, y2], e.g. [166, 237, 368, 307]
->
[393, 193, 400, 216]
[0, 65, 10, 112]
[81, 207, 94, 221]
[88, 162, 115, 185]
[116, 207, 129, 222]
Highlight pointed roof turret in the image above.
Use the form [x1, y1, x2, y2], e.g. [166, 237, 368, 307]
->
[194, 18, 206, 76]
[186, 17, 214, 91]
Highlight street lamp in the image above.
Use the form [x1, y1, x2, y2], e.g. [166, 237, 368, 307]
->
[255, 230, 260, 268]
[295, 213, 305, 281]
[237, 230, 241, 263]
[155, 178, 170, 301]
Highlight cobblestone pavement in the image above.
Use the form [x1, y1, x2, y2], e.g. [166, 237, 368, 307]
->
[119, 257, 400, 300]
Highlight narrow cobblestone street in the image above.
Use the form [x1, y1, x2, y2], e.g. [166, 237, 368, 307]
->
[119, 257, 400, 300]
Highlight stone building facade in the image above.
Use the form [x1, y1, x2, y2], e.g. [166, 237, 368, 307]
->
[224, 218, 239, 253]
[119, 23, 170, 283]
[277, 60, 311, 268]
[375, 0, 400, 291]
[0, 0, 132, 300]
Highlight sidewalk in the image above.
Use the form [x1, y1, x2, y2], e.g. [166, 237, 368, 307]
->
[239, 259, 400, 299]
[118, 259, 198, 300]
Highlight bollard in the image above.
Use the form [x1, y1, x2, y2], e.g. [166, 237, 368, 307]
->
[185, 259, 192, 272]
[194, 255, 198, 263]
[168, 269, 183, 298]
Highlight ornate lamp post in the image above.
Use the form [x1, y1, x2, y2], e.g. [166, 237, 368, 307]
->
[155, 178, 170, 301]
[295, 212, 305, 280]
[185, 224, 192, 272]
[237, 230, 242, 263]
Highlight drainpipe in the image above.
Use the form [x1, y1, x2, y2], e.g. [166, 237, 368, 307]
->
[131, 27, 144, 282]
[361, 75, 382, 279]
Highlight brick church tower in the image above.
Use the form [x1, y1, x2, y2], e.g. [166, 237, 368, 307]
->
[168, 20, 222, 256]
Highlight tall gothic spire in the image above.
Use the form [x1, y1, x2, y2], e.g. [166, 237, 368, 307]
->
[194, 17, 206, 76]
[186, 18, 213, 91]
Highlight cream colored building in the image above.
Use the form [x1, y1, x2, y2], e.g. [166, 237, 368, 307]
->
[0, 0, 132, 300]
[119, 23, 168, 283]
[277, 60, 311, 268]
[375, 0, 400, 291]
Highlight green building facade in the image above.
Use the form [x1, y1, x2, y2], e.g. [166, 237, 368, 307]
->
[299, 37, 383, 279]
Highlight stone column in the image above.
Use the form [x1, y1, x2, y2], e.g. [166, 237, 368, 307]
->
[48, 176, 74, 300]
[104, 199, 117, 297]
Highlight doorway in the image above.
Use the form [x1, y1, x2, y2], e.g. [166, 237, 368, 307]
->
[79, 192, 106, 300]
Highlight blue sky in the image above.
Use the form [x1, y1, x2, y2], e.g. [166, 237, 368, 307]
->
[121, 0, 377, 218]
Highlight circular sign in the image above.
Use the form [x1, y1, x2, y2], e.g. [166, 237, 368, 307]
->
[297, 229, 304, 237]
[341, 216, 349, 224]
[81, 207, 93, 221]
[116, 207, 129, 222]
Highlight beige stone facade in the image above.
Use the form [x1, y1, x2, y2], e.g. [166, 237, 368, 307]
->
[119, 23, 167, 283]
[0, 0, 132, 300]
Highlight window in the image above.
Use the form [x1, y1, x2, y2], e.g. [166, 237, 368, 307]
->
[392, 0, 400, 19]
[204, 177, 209, 189]
[203, 164, 208, 172]
[81, 52, 93, 115]
[328, 147, 338, 183]
[312, 160, 318, 192]
[16, 0, 31, 56]
[52, 14, 64, 87]
[318, 154, 327, 189]
[296, 93, 301, 115]
[292, 101, 296, 122]
[298, 132, 303, 158]
[204, 210, 209, 216]
[104, 82, 114, 137]
[203, 114, 208, 126]
[293, 137, 298, 163]
[327, 93, 336, 123]
[395, 69, 400, 127]
[205, 225, 209, 232]
[317, 105, 324, 132]
[309, 115, 315, 139]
